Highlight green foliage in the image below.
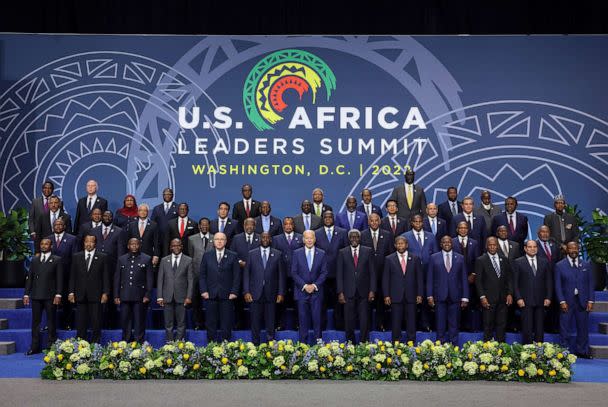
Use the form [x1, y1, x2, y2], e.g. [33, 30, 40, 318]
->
[0, 208, 32, 261]
[584, 209, 608, 264]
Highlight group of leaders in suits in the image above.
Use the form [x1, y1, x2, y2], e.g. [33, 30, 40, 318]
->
[23, 172, 595, 358]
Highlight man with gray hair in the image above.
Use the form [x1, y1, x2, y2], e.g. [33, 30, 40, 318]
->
[73, 179, 108, 234]
[475, 190, 501, 237]
[543, 194, 579, 257]
[312, 188, 333, 217]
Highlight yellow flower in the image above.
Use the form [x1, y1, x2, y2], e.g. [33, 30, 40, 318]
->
[44, 356, 51, 364]
[146, 346, 152, 353]
[266, 351, 272, 358]
[530, 353, 537, 360]
[518, 369, 525, 377]
[557, 353, 564, 360]
[386, 357, 392, 365]
[278, 345, 284, 352]
[376, 363, 382, 370]
[112, 342, 118, 349]
[320, 366, 326, 372]
[346, 365, 353, 372]
[183, 354, 190, 361]
[407, 341, 414, 347]
[109, 363, 115, 369]
[239, 344, 245, 351]
[178, 342, 185, 350]
[468, 353, 473, 360]
[423, 363, 429, 370]
[380, 346, 385, 352]
[65, 363, 73, 370]
[501, 365, 508, 372]
[415, 348, 421, 354]
[549, 370, 556, 377]
[479, 365, 486, 372]
[139, 367, 147, 374]
[454, 346, 459, 352]
[378, 340, 383, 346]
[537, 369, 543, 376]
[57, 354, 64, 362]
[340, 343, 345, 349]
[131, 342, 137, 349]
[498, 349, 502, 356]
[328, 355, 334, 362]
[166, 358, 173, 366]
[193, 363, 200, 370]
[280, 365, 286, 370]
[397, 350, 402, 356]
[447, 362, 452, 369]
[117, 348, 123, 354]
[221, 357, 228, 365]
[269, 340, 275, 347]
[436, 340, 441, 345]
[237, 359, 243, 366]
[483, 343, 489, 350]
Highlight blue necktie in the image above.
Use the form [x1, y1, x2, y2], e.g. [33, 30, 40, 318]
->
[431, 218, 436, 235]
[304, 215, 310, 230]
[262, 249, 268, 268]
[219, 219, 225, 233]
[327, 229, 332, 242]
[349, 212, 354, 229]
[306, 250, 312, 271]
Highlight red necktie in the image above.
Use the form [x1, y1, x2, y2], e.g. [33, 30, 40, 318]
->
[179, 218, 185, 238]
[43, 198, 49, 212]
[391, 218, 396, 234]
[400, 254, 407, 274]
[56, 235, 61, 248]
[353, 248, 358, 268]
[543, 242, 552, 262]
[508, 215, 515, 235]
[245, 201, 250, 217]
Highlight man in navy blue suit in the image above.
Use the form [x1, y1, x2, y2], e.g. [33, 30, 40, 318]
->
[254, 201, 283, 237]
[491, 196, 529, 253]
[452, 221, 481, 332]
[243, 232, 285, 345]
[437, 187, 462, 228]
[513, 240, 553, 344]
[361, 213, 394, 330]
[357, 188, 383, 218]
[76, 208, 103, 250]
[403, 214, 438, 331]
[126, 204, 161, 266]
[48, 217, 78, 330]
[450, 196, 487, 245]
[381, 199, 408, 238]
[209, 202, 240, 246]
[291, 230, 328, 343]
[336, 196, 368, 232]
[427, 236, 469, 344]
[536, 225, 560, 333]
[150, 187, 179, 235]
[73, 179, 108, 235]
[337, 229, 375, 343]
[200, 232, 240, 342]
[315, 211, 348, 330]
[555, 242, 595, 358]
[114, 238, 153, 343]
[272, 217, 303, 325]
[383, 236, 422, 343]
[423, 203, 447, 246]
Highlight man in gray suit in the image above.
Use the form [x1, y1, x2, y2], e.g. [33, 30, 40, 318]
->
[475, 190, 502, 237]
[29, 181, 55, 241]
[293, 200, 322, 233]
[388, 168, 427, 221]
[187, 217, 214, 330]
[543, 194, 579, 256]
[157, 238, 194, 341]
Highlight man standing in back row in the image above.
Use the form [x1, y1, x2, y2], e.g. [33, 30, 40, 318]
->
[388, 168, 427, 221]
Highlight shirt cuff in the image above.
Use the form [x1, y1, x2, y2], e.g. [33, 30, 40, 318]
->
[157, 298, 163, 301]
[55, 294, 62, 298]
[589, 301, 594, 303]
[23, 295, 29, 298]
[461, 298, 469, 302]
[68, 293, 74, 296]
[313, 284, 318, 291]
[559, 301, 565, 304]
[479, 295, 486, 300]
[301, 285, 307, 292]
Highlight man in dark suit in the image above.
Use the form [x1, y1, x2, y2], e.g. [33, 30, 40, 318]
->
[452, 221, 481, 332]
[165, 203, 197, 256]
[77, 208, 103, 249]
[73, 179, 108, 235]
[513, 240, 553, 344]
[255, 201, 283, 236]
[34, 195, 72, 253]
[199, 233, 241, 342]
[336, 196, 368, 232]
[496, 225, 520, 263]
[383, 236, 422, 343]
[48, 218, 78, 330]
[555, 242, 595, 358]
[23, 238, 62, 354]
[315, 211, 348, 329]
[475, 190, 501, 237]
[157, 239, 194, 341]
[209, 201, 240, 245]
[544, 194, 579, 256]
[311, 188, 333, 218]
[361, 213, 394, 330]
[28, 181, 54, 243]
[437, 186, 462, 227]
[450, 196, 487, 245]
[126, 204, 160, 266]
[187, 217, 214, 330]
[68, 235, 109, 343]
[475, 237, 513, 342]
[537, 224, 561, 333]
[150, 187, 179, 235]
[381, 199, 408, 238]
[232, 184, 261, 228]
[272, 217, 303, 318]
[114, 238, 153, 342]
[337, 230, 375, 343]
[427, 236, 469, 344]
[388, 168, 427, 221]
[293, 200, 321, 233]
[291, 230, 328, 343]
[243, 232, 285, 344]
[357, 188, 383, 218]
[491, 196, 529, 252]
[423, 202, 448, 246]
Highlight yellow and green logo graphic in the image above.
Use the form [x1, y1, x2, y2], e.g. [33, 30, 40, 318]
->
[243, 49, 337, 131]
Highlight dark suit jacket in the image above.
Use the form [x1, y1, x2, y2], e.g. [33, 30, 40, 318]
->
[423, 216, 448, 245]
[513, 256, 553, 307]
[356, 203, 383, 218]
[491, 212, 528, 248]
[77, 221, 102, 249]
[403, 230, 438, 266]
[388, 183, 427, 221]
[382, 252, 422, 303]
[536, 239, 559, 266]
[126, 219, 161, 258]
[543, 212, 579, 245]
[380, 215, 408, 238]
[292, 213, 322, 233]
[113, 212, 138, 229]
[209, 217, 240, 244]
[497, 239, 520, 262]
[290, 247, 328, 300]
[311, 203, 333, 217]
[199, 249, 241, 299]
[35, 211, 72, 252]
[48, 233, 78, 273]
[73, 196, 108, 234]
[427, 251, 469, 301]
[271, 233, 304, 276]
[165, 217, 198, 256]
[232, 199, 262, 227]
[335, 210, 368, 232]
[114, 252, 153, 301]
[451, 236, 481, 274]
[438, 200, 462, 227]
[254, 215, 283, 236]
[360, 228, 394, 273]
[243, 247, 285, 301]
[474, 253, 512, 304]
[150, 202, 179, 234]
[336, 245, 375, 298]
[25, 254, 63, 300]
[314, 226, 348, 278]
[91, 225, 126, 270]
[28, 196, 49, 235]
[450, 212, 487, 245]
[230, 233, 261, 263]
[69, 251, 110, 302]
[555, 258, 595, 307]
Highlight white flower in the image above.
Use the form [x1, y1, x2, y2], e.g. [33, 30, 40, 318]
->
[525, 363, 537, 377]
[247, 349, 258, 358]
[487, 364, 498, 373]
[317, 347, 330, 358]
[307, 360, 318, 372]
[400, 354, 410, 364]
[261, 369, 271, 377]
[284, 344, 294, 352]
[360, 357, 370, 365]
[173, 365, 184, 376]
[373, 353, 386, 363]
[162, 344, 176, 352]
[390, 369, 400, 379]
[292, 365, 300, 374]
[76, 364, 90, 375]
[69, 353, 80, 362]
[220, 365, 230, 374]
[560, 368, 571, 379]
[567, 354, 577, 364]
[273, 356, 285, 367]
[463, 361, 478, 375]
[436, 365, 447, 378]
[59, 342, 74, 353]
[237, 365, 249, 377]
[334, 356, 345, 367]
[212, 347, 223, 358]
[185, 342, 196, 351]
[144, 360, 155, 370]
[110, 350, 119, 357]
[479, 353, 493, 364]
[130, 349, 142, 359]
[412, 361, 423, 377]
[118, 341, 128, 349]
[118, 361, 131, 373]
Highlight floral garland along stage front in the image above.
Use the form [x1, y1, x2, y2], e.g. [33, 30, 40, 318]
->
[41, 338, 577, 382]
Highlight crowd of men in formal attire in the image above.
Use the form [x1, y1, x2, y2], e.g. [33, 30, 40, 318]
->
[23, 172, 597, 359]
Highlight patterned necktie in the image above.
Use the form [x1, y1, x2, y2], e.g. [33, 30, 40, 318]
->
[491, 255, 501, 278]
[262, 249, 268, 268]
[530, 258, 537, 276]
[543, 242, 552, 262]
[445, 253, 451, 272]
[353, 248, 358, 268]
[400, 254, 407, 274]
[51, 211, 57, 227]
[372, 232, 378, 251]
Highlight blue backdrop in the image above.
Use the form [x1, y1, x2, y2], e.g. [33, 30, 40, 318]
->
[1, 35, 607, 237]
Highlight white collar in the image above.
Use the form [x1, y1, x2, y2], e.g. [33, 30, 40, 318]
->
[526, 255, 536, 262]
[443, 250, 453, 255]
[87, 194, 97, 201]
[398, 251, 408, 258]
[85, 249, 96, 256]
[55, 232, 64, 239]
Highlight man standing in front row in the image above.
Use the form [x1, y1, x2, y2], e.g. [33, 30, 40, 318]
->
[114, 238, 153, 343]
[157, 239, 194, 342]
[199, 233, 240, 342]
[291, 230, 328, 344]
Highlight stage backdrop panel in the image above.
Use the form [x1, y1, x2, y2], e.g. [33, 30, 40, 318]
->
[1, 35, 607, 237]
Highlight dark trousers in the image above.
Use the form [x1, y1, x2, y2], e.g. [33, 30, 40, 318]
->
[373, 269, 389, 330]
[250, 299, 276, 345]
[31, 299, 56, 351]
[120, 301, 147, 343]
[521, 305, 545, 344]
[190, 279, 204, 329]
[297, 293, 323, 343]
[344, 295, 371, 344]
[559, 300, 590, 355]
[276, 277, 296, 330]
[163, 301, 186, 341]
[75, 301, 102, 343]
[435, 301, 461, 344]
[391, 302, 417, 343]
[461, 284, 481, 332]
[482, 302, 507, 342]
[323, 278, 343, 330]
[205, 299, 234, 342]
[418, 265, 432, 330]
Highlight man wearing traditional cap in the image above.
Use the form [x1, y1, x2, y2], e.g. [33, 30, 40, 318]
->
[543, 194, 579, 258]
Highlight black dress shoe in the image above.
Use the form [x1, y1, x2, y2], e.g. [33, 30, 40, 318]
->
[25, 349, 40, 355]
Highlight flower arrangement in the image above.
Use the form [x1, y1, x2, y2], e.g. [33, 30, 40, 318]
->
[41, 338, 576, 383]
